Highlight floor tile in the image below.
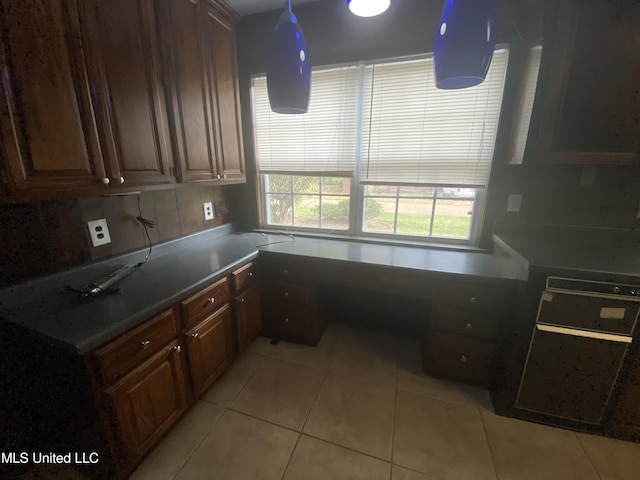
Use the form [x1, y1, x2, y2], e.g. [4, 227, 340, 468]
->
[392, 465, 442, 480]
[130, 401, 224, 480]
[283, 435, 391, 480]
[303, 373, 395, 460]
[397, 369, 482, 408]
[328, 329, 398, 388]
[246, 335, 278, 356]
[230, 356, 324, 430]
[270, 334, 335, 371]
[200, 352, 264, 407]
[481, 410, 600, 480]
[173, 410, 298, 480]
[577, 432, 640, 480]
[394, 391, 496, 480]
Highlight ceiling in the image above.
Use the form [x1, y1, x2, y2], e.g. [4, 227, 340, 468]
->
[225, 0, 321, 16]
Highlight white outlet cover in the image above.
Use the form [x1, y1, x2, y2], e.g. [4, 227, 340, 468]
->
[87, 219, 111, 247]
[203, 202, 214, 221]
[507, 194, 523, 213]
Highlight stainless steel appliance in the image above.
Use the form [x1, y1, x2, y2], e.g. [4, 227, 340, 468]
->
[516, 277, 640, 425]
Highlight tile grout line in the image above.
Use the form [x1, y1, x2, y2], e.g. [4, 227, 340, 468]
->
[301, 431, 393, 464]
[574, 432, 604, 480]
[477, 402, 501, 480]
[279, 430, 303, 480]
[168, 405, 228, 480]
[389, 387, 398, 480]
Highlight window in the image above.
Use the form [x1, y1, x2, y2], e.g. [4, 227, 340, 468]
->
[252, 49, 509, 243]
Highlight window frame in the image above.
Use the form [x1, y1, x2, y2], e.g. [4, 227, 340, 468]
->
[253, 49, 507, 246]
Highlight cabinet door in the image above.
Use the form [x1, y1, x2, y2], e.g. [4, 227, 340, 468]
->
[203, 2, 245, 182]
[104, 341, 188, 465]
[83, 0, 174, 188]
[0, 0, 107, 197]
[608, 349, 640, 439]
[161, 0, 219, 183]
[185, 303, 231, 399]
[536, 0, 640, 164]
[235, 286, 262, 352]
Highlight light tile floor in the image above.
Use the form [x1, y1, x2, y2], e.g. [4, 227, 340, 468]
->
[130, 323, 640, 480]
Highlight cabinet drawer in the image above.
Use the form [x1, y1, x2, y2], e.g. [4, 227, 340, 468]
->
[423, 331, 495, 386]
[436, 281, 510, 312]
[433, 306, 501, 339]
[230, 262, 257, 292]
[94, 309, 177, 385]
[179, 276, 229, 329]
[264, 300, 320, 345]
[265, 282, 313, 305]
[261, 258, 309, 280]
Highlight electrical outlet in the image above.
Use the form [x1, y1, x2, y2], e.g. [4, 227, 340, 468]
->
[203, 202, 214, 221]
[87, 219, 111, 247]
[507, 194, 522, 213]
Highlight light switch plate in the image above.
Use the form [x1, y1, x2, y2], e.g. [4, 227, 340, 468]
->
[87, 219, 111, 247]
[507, 194, 522, 213]
[203, 202, 214, 220]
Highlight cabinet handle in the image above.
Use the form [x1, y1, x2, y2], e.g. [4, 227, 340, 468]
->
[216, 174, 221, 180]
[222, 174, 227, 180]
[465, 323, 472, 329]
[248, 272, 253, 278]
[114, 176, 125, 184]
[174, 345, 181, 353]
[101, 177, 110, 186]
[284, 292, 289, 297]
[207, 297, 215, 304]
[469, 296, 477, 304]
[284, 318, 290, 323]
[141, 340, 150, 349]
[460, 355, 468, 362]
[189, 0, 197, 4]
[191, 332, 199, 339]
[239, 297, 245, 303]
[283, 269, 288, 275]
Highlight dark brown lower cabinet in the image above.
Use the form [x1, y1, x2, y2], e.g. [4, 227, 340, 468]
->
[608, 347, 640, 440]
[184, 303, 233, 399]
[235, 285, 262, 352]
[102, 341, 188, 466]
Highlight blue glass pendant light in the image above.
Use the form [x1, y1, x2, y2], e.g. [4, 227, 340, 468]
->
[433, 0, 496, 89]
[267, 1, 311, 114]
[347, 0, 391, 17]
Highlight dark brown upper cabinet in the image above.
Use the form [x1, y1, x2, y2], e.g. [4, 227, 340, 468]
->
[82, 0, 175, 189]
[0, 0, 108, 199]
[0, 0, 245, 203]
[532, 0, 640, 165]
[160, 0, 244, 184]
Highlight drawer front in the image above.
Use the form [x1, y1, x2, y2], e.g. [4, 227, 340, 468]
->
[264, 300, 315, 344]
[265, 282, 313, 305]
[179, 277, 229, 329]
[436, 280, 511, 313]
[231, 262, 257, 293]
[423, 331, 495, 386]
[433, 305, 501, 339]
[261, 258, 309, 281]
[94, 309, 177, 385]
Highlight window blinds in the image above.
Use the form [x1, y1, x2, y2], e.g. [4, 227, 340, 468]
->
[252, 66, 360, 175]
[360, 49, 509, 186]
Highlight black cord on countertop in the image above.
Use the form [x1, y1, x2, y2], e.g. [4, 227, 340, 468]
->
[136, 194, 154, 266]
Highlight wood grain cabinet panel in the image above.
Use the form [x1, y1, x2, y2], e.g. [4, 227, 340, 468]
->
[0, 0, 107, 197]
[179, 276, 230, 329]
[534, 0, 640, 164]
[184, 304, 232, 399]
[83, 0, 174, 188]
[203, 1, 245, 182]
[235, 286, 262, 352]
[103, 340, 188, 466]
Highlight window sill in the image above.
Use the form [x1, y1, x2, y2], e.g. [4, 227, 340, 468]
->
[253, 228, 490, 254]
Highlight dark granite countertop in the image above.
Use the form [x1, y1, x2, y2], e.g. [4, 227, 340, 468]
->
[0, 225, 258, 355]
[0, 226, 525, 355]
[493, 225, 640, 280]
[244, 232, 525, 282]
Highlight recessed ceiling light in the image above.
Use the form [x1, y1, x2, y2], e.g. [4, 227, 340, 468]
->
[347, 0, 391, 17]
